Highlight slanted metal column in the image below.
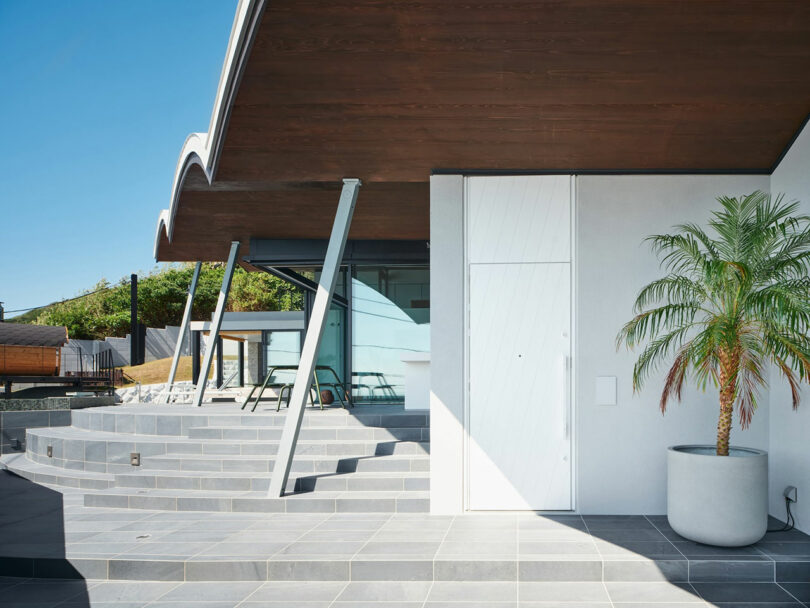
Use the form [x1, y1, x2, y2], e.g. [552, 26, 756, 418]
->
[268, 178, 361, 497]
[166, 261, 201, 393]
[193, 241, 240, 407]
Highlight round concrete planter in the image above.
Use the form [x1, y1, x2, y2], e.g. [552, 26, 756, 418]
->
[667, 445, 768, 547]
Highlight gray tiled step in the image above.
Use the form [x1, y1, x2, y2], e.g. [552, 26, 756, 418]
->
[83, 489, 431, 513]
[2, 452, 430, 494]
[2, 551, 793, 583]
[187, 425, 429, 441]
[71, 405, 430, 436]
[140, 453, 430, 474]
[25, 427, 429, 460]
[113, 471, 430, 493]
[0, 453, 114, 490]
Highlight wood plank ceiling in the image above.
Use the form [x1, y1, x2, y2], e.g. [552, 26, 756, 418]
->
[157, 0, 810, 261]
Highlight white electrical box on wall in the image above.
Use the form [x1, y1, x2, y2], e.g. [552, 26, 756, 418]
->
[595, 376, 617, 406]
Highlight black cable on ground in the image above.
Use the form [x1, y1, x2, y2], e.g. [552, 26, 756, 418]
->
[767, 496, 795, 533]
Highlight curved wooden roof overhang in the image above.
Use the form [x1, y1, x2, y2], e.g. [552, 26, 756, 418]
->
[155, 0, 810, 263]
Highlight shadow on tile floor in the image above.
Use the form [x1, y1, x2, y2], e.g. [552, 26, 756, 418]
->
[542, 513, 809, 607]
[0, 470, 90, 606]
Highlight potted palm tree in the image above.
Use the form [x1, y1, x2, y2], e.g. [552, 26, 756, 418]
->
[617, 191, 810, 547]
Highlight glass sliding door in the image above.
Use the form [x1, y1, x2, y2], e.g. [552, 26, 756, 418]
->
[316, 302, 346, 392]
[351, 266, 430, 403]
[263, 330, 302, 384]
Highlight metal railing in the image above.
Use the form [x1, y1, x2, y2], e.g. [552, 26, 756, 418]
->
[63, 348, 121, 387]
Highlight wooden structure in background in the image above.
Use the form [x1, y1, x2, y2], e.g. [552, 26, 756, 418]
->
[0, 345, 61, 376]
[0, 323, 67, 377]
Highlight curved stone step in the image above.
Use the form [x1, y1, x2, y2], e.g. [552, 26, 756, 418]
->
[3, 451, 430, 494]
[188, 425, 428, 442]
[0, 453, 114, 490]
[140, 453, 429, 474]
[113, 470, 430, 493]
[24, 427, 429, 475]
[71, 404, 430, 435]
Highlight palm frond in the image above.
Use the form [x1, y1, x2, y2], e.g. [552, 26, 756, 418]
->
[618, 303, 700, 350]
[633, 275, 707, 312]
[618, 190, 810, 448]
[660, 347, 690, 414]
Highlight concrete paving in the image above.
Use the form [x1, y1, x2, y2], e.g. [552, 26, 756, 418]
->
[1, 403, 808, 605]
[0, 576, 808, 607]
[1, 472, 808, 587]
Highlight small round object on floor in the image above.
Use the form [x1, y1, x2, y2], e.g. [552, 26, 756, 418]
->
[320, 389, 334, 405]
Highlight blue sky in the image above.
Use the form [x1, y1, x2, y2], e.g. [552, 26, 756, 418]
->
[0, 1, 237, 318]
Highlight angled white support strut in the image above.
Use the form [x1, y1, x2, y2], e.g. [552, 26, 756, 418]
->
[193, 242, 240, 407]
[165, 261, 202, 400]
[268, 178, 361, 497]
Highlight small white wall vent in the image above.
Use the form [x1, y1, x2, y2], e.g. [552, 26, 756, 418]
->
[595, 376, 617, 406]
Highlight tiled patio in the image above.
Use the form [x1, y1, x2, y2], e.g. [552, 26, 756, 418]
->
[0, 576, 808, 607]
[1, 471, 809, 606]
[1, 402, 808, 606]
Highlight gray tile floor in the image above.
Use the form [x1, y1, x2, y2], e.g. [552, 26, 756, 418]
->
[0, 578, 808, 607]
[6, 484, 808, 566]
[1, 471, 809, 606]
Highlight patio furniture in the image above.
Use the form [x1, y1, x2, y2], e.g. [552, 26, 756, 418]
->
[353, 371, 398, 401]
[245, 365, 353, 412]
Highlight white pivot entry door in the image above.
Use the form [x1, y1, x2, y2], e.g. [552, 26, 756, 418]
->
[466, 176, 572, 511]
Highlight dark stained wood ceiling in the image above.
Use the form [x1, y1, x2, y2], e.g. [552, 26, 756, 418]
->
[157, 0, 810, 261]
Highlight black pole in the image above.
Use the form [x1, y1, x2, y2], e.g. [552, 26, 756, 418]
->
[191, 330, 201, 385]
[216, 336, 224, 388]
[237, 341, 245, 387]
[138, 324, 147, 366]
[130, 274, 138, 366]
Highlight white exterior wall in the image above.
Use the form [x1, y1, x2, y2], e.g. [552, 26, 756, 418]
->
[576, 175, 770, 514]
[430, 172, 773, 514]
[769, 122, 810, 533]
[429, 175, 466, 514]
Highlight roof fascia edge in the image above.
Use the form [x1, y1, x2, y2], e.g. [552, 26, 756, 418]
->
[154, 0, 267, 260]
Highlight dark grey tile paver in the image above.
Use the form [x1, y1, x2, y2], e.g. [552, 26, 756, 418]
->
[779, 582, 810, 602]
[691, 582, 798, 603]
[0, 578, 90, 604]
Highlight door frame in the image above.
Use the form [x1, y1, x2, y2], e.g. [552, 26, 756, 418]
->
[462, 174, 578, 512]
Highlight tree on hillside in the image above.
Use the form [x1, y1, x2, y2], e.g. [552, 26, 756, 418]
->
[34, 264, 303, 340]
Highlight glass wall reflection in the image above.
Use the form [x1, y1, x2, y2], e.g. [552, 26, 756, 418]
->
[352, 266, 430, 402]
[263, 330, 301, 384]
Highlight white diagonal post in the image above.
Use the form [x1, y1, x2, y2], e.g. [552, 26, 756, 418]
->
[193, 242, 240, 407]
[268, 178, 361, 497]
[165, 261, 202, 399]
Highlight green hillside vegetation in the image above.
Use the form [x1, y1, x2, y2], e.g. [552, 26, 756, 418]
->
[6, 307, 45, 324]
[27, 263, 303, 340]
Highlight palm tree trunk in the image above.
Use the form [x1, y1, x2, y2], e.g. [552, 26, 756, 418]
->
[716, 348, 738, 456]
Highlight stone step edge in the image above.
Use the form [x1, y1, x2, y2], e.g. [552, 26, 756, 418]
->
[3, 456, 428, 493]
[26, 429, 429, 444]
[1, 455, 114, 484]
[113, 470, 430, 479]
[0, 554, 784, 584]
[83, 492, 430, 513]
[140, 453, 429, 461]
